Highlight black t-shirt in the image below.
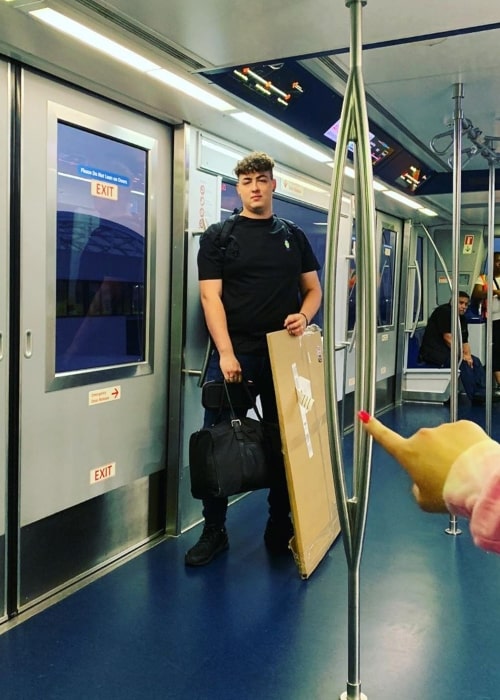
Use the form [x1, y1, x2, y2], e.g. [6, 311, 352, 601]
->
[419, 302, 468, 365]
[197, 215, 320, 354]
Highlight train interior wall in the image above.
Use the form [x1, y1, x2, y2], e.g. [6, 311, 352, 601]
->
[0, 56, 409, 622]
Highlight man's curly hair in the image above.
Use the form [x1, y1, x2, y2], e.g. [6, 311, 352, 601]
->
[234, 151, 275, 178]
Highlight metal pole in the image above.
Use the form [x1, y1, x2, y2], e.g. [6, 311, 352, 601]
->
[446, 83, 463, 537]
[484, 151, 495, 435]
[323, 1, 375, 698]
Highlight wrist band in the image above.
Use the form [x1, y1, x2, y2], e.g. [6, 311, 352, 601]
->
[299, 312, 308, 325]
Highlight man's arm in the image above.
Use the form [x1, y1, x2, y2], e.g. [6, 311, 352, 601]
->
[442, 331, 452, 349]
[284, 270, 322, 336]
[462, 341, 473, 367]
[199, 279, 241, 380]
[298, 270, 322, 324]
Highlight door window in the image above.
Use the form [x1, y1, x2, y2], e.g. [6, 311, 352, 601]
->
[56, 122, 147, 372]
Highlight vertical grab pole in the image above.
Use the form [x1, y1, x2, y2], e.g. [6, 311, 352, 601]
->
[446, 83, 463, 537]
[484, 151, 495, 436]
[323, 2, 377, 699]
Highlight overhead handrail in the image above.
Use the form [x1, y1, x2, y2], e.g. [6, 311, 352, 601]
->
[429, 126, 455, 156]
[323, 1, 376, 698]
[431, 114, 500, 168]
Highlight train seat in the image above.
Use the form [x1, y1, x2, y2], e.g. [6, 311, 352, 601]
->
[402, 329, 451, 403]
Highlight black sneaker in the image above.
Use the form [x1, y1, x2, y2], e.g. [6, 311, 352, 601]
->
[264, 517, 293, 554]
[185, 525, 229, 567]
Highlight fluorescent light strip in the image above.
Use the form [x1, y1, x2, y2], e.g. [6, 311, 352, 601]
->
[30, 8, 233, 112]
[148, 69, 233, 111]
[418, 207, 438, 217]
[343, 165, 386, 191]
[231, 112, 332, 163]
[382, 189, 423, 210]
[30, 8, 159, 72]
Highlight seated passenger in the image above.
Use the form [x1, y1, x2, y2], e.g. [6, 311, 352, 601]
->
[419, 291, 487, 404]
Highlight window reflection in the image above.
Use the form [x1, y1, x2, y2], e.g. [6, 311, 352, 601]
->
[346, 223, 398, 331]
[378, 227, 396, 326]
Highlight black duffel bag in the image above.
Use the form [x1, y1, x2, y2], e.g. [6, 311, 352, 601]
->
[189, 381, 282, 499]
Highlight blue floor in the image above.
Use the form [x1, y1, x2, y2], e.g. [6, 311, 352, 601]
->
[1, 401, 499, 699]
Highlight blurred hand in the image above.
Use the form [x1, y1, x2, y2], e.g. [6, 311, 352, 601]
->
[359, 414, 490, 512]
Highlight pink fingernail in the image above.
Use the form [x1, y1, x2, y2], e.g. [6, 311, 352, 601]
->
[358, 410, 371, 423]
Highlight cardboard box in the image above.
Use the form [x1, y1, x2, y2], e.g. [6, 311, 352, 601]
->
[267, 328, 341, 578]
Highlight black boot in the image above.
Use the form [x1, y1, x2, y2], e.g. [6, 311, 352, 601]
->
[264, 517, 293, 554]
[185, 525, 229, 566]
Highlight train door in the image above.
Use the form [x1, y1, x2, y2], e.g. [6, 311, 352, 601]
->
[344, 211, 402, 416]
[15, 71, 171, 609]
[376, 212, 402, 404]
[0, 60, 9, 620]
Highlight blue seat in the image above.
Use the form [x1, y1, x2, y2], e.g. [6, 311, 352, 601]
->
[406, 328, 437, 369]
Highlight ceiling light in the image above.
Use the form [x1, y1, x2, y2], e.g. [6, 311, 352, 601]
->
[382, 189, 423, 210]
[343, 165, 386, 191]
[30, 8, 234, 112]
[30, 8, 159, 72]
[418, 207, 438, 217]
[148, 69, 234, 111]
[230, 112, 331, 163]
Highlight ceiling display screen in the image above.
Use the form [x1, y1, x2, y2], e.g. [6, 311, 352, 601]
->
[374, 150, 433, 193]
[323, 118, 395, 166]
[204, 58, 436, 194]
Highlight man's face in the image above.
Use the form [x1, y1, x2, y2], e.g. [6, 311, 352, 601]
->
[236, 170, 276, 216]
[458, 297, 469, 315]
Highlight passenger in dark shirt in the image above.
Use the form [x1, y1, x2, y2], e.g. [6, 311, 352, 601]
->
[419, 291, 486, 404]
[185, 151, 322, 567]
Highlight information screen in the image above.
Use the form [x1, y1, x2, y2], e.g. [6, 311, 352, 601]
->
[323, 118, 395, 166]
[56, 122, 148, 372]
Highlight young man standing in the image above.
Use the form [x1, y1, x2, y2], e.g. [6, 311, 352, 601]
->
[185, 151, 322, 566]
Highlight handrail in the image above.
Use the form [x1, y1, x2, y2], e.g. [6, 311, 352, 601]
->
[323, 1, 376, 699]
[412, 258, 422, 336]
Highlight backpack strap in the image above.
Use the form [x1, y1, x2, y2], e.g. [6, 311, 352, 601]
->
[216, 211, 299, 248]
[217, 208, 241, 250]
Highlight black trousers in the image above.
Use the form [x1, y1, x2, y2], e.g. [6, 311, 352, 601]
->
[201, 350, 290, 527]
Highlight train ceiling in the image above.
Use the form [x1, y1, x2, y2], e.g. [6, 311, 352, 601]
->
[1, 0, 500, 226]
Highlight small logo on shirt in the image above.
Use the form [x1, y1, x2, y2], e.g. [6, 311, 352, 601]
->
[284, 240, 290, 250]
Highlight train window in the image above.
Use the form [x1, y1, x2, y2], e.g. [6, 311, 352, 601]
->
[347, 226, 356, 333]
[378, 227, 396, 327]
[55, 122, 148, 373]
[346, 222, 398, 331]
[220, 180, 327, 327]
